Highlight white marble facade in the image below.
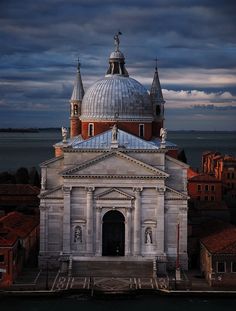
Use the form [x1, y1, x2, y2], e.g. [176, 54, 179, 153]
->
[39, 130, 189, 270]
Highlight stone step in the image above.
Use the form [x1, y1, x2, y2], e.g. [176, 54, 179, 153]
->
[72, 260, 153, 277]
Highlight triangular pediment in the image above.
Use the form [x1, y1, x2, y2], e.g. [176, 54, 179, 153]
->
[39, 186, 63, 199]
[165, 186, 189, 200]
[61, 151, 169, 179]
[96, 188, 134, 200]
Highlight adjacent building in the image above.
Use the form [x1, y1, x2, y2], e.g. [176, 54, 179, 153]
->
[200, 222, 236, 287]
[0, 212, 39, 287]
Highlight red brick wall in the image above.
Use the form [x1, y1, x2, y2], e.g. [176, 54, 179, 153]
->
[81, 121, 153, 140]
[0, 245, 16, 288]
[55, 147, 63, 157]
[166, 149, 178, 159]
[70, 117, 81, 137]
[152, 120, 163, 137]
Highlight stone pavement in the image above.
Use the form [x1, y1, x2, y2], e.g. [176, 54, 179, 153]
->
[8, 267, 228, 293]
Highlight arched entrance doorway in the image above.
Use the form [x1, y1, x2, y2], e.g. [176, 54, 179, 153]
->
[102, 210, 125, 256]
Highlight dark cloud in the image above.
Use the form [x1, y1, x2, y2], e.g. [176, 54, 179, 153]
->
[0, 0, 235, 129]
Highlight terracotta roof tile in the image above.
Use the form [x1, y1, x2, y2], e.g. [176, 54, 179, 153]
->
[0, 184, 40, 195]
[201, 222, 236, 254]
[0, 211, 39, 239]
[188, 173, 220, 182]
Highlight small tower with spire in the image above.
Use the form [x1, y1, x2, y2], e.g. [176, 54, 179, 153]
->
[70, 58, 84, 138]
[150, 58, 165, 137]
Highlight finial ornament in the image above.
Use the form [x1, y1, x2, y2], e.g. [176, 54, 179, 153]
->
[77, 57, 81, 71]
[61, 126, 68, 142]
[114, 31, 122, 51]
[160, 127, 167, 144]
[154, 57, 159, 71]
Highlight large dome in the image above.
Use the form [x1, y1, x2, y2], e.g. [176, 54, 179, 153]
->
[80, 75, 153, 121]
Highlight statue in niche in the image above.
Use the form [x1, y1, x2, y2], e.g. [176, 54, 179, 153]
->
[74, 226, 82, 243]
[145, 227, 153, 244]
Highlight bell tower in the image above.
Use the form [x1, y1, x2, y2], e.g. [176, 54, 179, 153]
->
[150, 60, 165, 137]
[70, 59, 84, 138]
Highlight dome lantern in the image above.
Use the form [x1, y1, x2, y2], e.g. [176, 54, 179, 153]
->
[106, 32, 129, 77]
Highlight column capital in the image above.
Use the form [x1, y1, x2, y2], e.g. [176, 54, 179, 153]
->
[63, 186, 72, 194]
[133, 187, 143, 193]
[156, 186, 166, 194]
[95, 206, 102, 210]
[85, 186, 95, 193]
[39, 205, 49, 211]
[179, 206, 188, 212]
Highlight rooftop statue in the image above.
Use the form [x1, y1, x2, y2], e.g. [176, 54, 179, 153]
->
[61, 126, 68, 142]
[112, 124, 118, 142]
[114, 31, 122, 51]
[160, 127, 167, 144]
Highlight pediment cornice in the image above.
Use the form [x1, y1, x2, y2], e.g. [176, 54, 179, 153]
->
[60, 150, 169, 179]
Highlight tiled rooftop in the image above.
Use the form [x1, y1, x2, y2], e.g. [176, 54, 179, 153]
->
[69, 129, 177, 150]
[188, 173, 220, 182]
[0, 212, 39, 240]
[200, 221, 236, 254]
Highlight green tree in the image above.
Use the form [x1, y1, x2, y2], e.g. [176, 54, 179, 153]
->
[15, 167, 29, 184]
[29, 167, 40, 187]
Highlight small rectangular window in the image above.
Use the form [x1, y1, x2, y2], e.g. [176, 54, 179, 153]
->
[211, 185, 215, 191]
[231, 262, 236, 272]
[217, 262, 225, 273]
[139, 124, 144, 138]
[0, 272, 3, 280]
[197, 185, 201, 191]
[88, 123, 94, 137]
[0, 254, 4, 262]
[205, 185, 209, 192]
[204, 196, 208, 201]
[211, 196, 215, 201]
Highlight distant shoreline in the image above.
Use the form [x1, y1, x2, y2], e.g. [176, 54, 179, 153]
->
[0, 128, 235, 133]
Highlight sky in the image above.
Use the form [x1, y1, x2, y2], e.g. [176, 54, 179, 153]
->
[0, 0, 236, 130]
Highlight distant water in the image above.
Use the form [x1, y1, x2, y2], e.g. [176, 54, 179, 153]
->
[0, 130, 235, 172]
[1, 296, 236, 311]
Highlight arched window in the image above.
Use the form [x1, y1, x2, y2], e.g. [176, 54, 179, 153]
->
[139, 124, 144, 138]
[74, 226, 82, 243]
[156, 105, 161, 116]
[88, 123, 94, 137]
[73, 104, 78, 116]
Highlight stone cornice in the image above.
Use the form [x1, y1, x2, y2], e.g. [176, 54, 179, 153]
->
[40, 155, 64, 167]
[95, 188, 134, 200]
[39, 185, 62, 199]
[64, 148, 168, 153]
[63, 174, 164, 180]
[61, 150, 169, 178]
[165, 185, 189, 200]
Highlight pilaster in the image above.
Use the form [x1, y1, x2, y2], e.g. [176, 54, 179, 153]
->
[133, 187, 142, 256]
[39, 203, 48, 253]
[125, 207, 132, 256]
[63, 186, 72, 254]
[95, 206, 102, 256]
[86, 187, 95, 254]
[156, 186, 165, 254]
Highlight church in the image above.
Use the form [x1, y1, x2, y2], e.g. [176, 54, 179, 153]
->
[39, 34, 188, 275]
